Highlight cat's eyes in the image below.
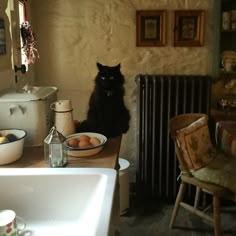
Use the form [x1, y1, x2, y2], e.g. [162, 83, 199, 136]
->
[100, 76, 114, 80]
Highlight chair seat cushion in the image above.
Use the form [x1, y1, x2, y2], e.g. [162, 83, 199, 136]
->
[192, 151, 236, 193]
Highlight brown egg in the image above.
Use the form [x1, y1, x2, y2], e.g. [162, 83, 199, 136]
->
[78, 140, 91, 148]
[90, 137, 101, 146]
[79, 135, 90, 142]
[68, 138, 79, 147]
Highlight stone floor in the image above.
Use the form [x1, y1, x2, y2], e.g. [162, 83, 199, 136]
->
[120, 197, 236, 236]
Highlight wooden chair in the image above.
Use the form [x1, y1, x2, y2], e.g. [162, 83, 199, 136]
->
[169, 113, 235, 236]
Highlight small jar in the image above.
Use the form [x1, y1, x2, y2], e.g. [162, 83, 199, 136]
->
[232, 21, 236, 30]
[222, 11, 231, 30]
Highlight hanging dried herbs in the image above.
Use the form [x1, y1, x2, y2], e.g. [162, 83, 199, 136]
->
[20, 0, 39, 64]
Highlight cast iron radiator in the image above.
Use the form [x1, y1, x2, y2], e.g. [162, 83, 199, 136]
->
[135, 74, 212, 201]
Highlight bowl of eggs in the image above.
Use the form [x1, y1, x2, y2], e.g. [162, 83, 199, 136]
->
[64, 132, 107, 157]
[0, 129, 27, 165]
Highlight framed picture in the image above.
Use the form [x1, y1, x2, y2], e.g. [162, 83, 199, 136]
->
[174, 10, 205, 47]
[136, 10, 166, 47]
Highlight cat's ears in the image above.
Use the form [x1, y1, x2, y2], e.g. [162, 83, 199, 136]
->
[116, 63, 121, 69]
[97, 62, 121, 70]
[97, 62, 103, 71]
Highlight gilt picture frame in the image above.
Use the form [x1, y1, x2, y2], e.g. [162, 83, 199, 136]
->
[174, 10, 205, 47]
[136, 10, 166, 47]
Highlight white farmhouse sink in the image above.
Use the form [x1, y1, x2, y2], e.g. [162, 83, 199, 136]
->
[0, 168, 117, 236]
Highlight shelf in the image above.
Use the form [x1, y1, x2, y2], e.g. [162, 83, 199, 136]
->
[211, 108, 236, 122]
[221, 29, 236, 33]
[220, 70, 236, 75]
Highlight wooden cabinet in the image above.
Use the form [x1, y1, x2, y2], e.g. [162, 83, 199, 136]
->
[219, 0, 236, 75]
[211, 1, 236, 121]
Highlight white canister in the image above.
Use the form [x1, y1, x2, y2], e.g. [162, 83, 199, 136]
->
[50, 100, 75, 137]
[119, 158, 130, 215]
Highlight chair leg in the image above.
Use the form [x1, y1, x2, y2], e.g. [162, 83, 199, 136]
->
[169, 181, 186, 228]
[213, 195, 221, 236]
[194, 186, 201, 209]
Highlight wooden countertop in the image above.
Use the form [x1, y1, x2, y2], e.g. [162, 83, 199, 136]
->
[1, 136, 122, 170]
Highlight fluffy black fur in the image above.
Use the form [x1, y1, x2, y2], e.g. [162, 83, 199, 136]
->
[77, 62, 130, 138]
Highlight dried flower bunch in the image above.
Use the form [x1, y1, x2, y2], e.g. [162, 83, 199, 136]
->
[20, 21, 39, 64]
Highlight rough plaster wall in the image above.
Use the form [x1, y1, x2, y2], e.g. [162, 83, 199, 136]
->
[30, 0, 216, 181]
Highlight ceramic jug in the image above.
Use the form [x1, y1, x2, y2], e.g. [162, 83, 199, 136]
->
[50, 100, 75, 136]
[222, 58, 236, 72]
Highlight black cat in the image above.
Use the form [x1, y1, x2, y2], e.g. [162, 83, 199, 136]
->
[77, 62, 130, 138]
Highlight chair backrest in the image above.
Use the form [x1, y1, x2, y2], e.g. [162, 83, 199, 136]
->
[169, 113, 209, 175]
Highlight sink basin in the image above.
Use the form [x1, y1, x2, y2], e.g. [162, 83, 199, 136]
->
[0, 168, 117, 236]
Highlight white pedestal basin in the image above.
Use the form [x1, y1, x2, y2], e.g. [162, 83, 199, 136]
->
[0, 168, 117, 236]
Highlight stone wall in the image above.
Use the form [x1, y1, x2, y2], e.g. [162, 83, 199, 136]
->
[30, 0, 216, 180]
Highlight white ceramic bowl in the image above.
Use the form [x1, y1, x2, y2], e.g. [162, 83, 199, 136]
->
[64, 132, 107, 157]
[0, 129, 27, 165]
